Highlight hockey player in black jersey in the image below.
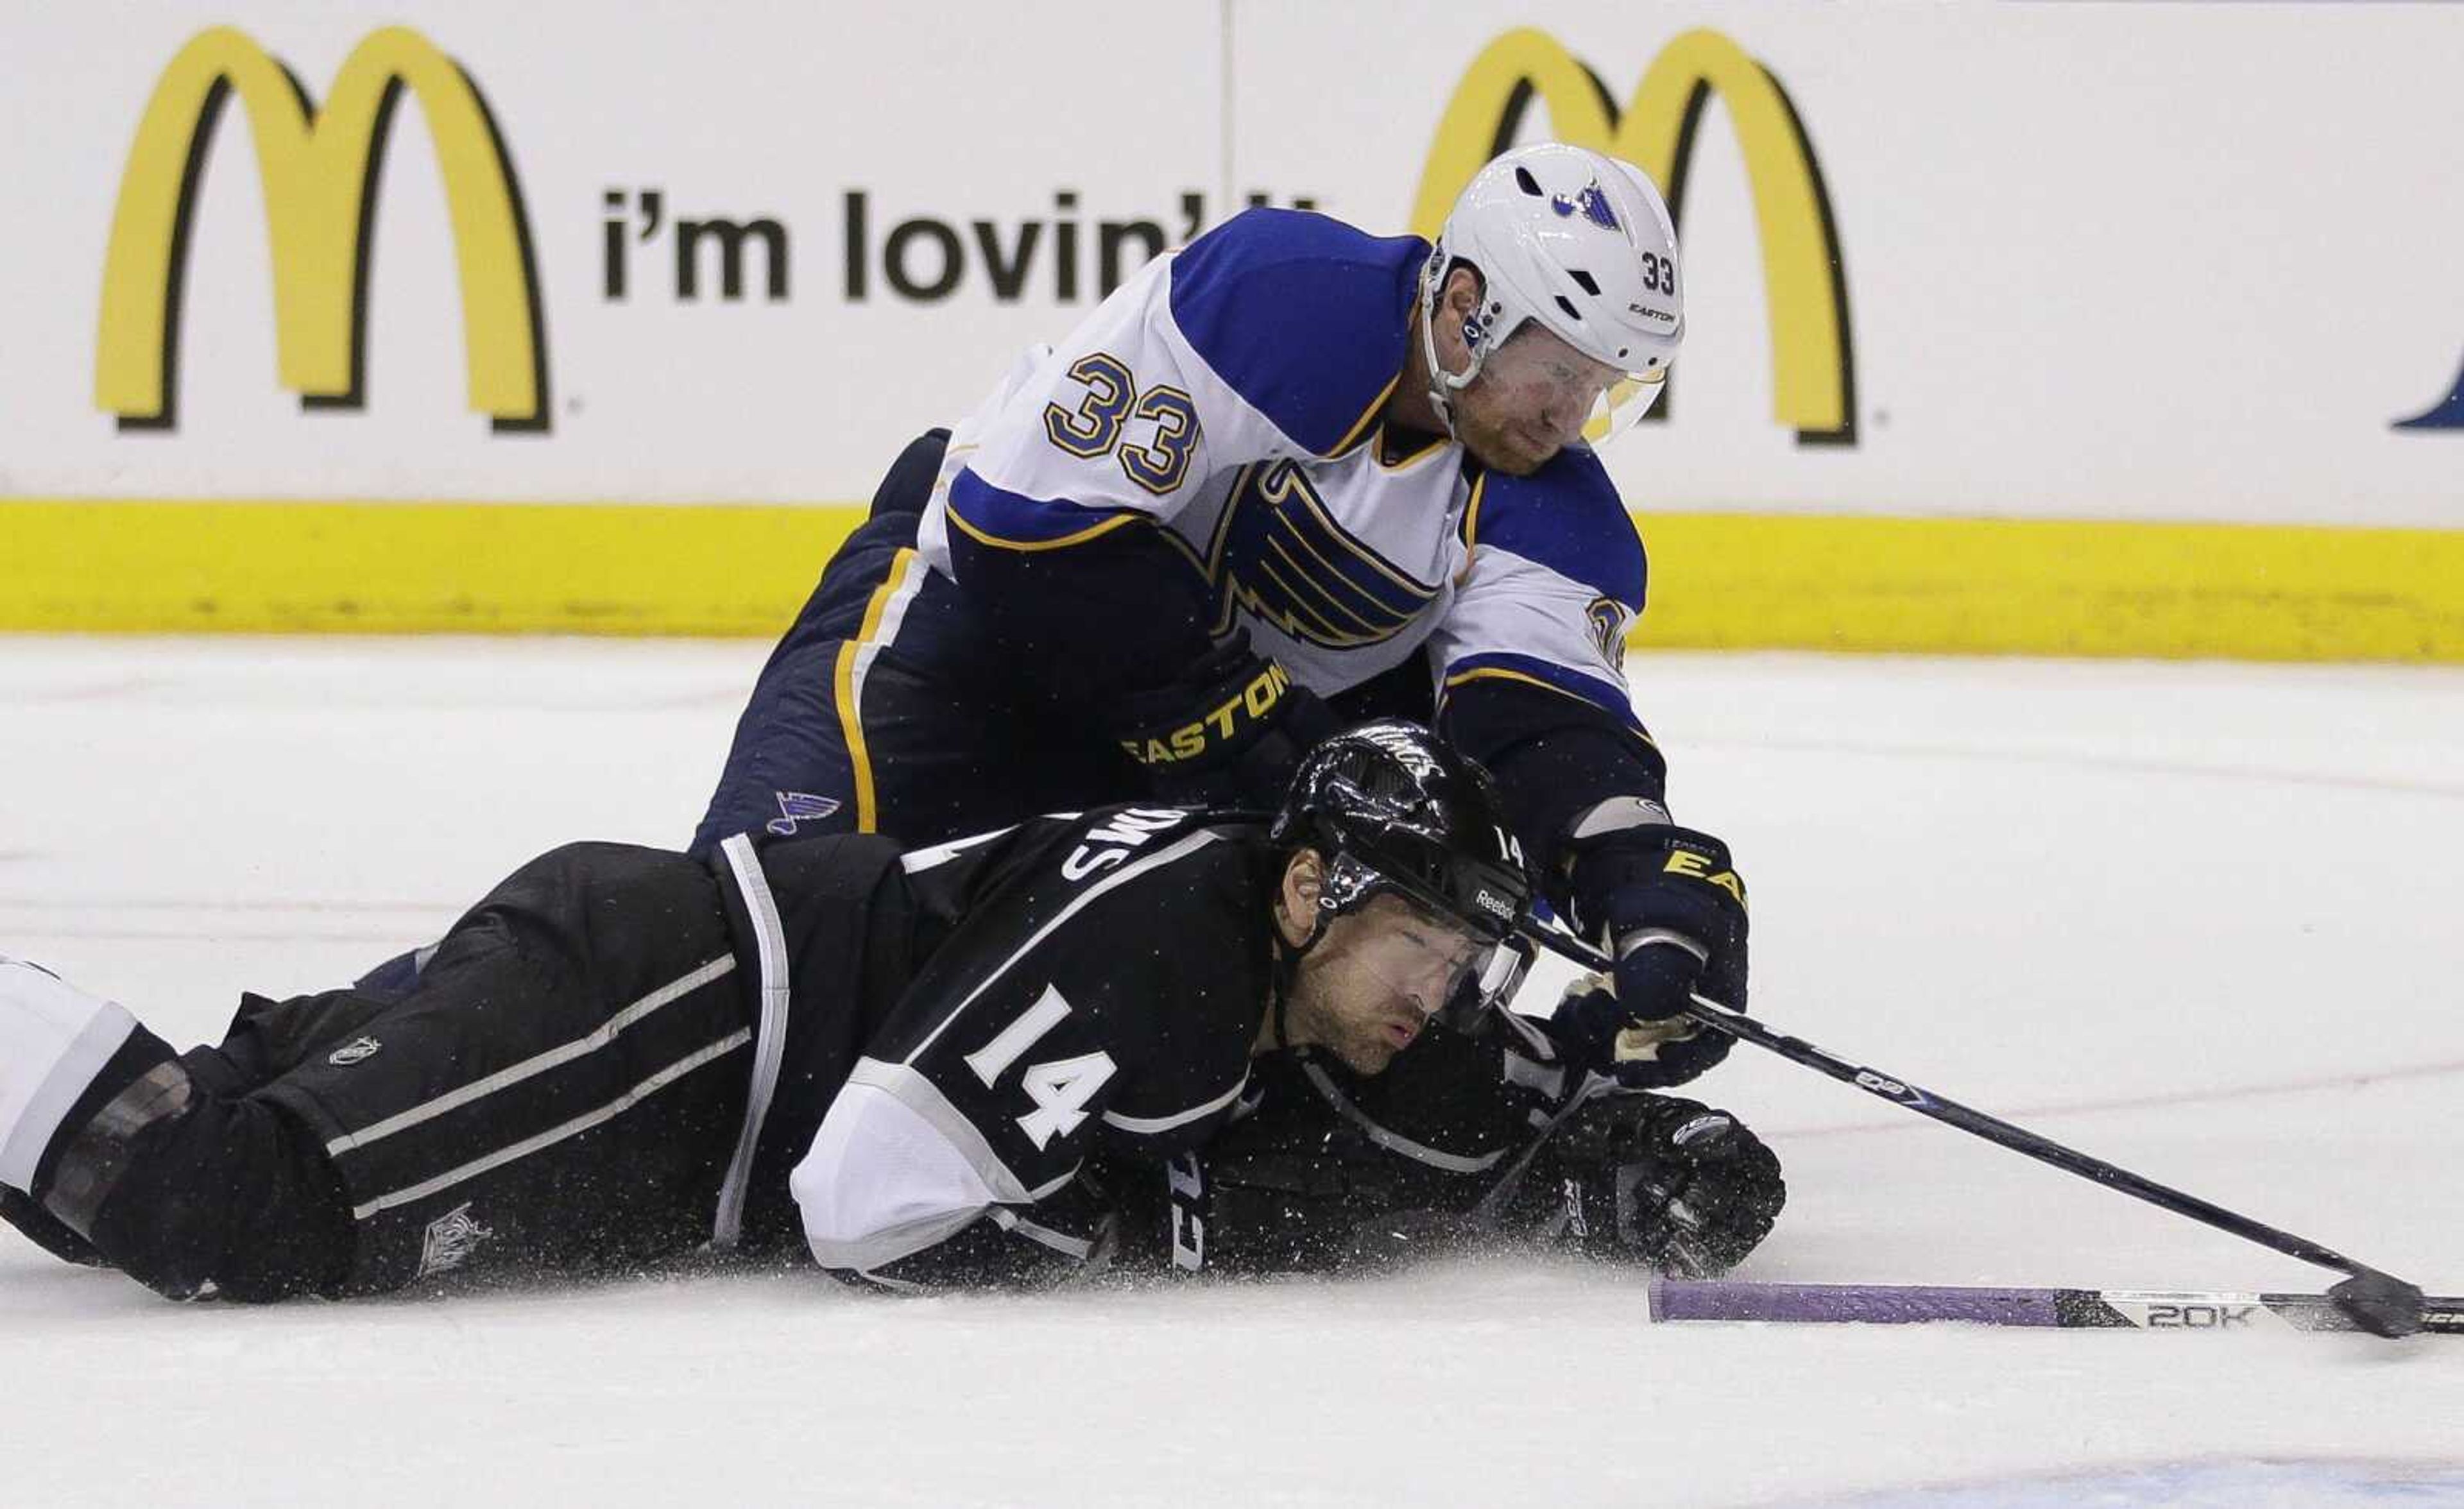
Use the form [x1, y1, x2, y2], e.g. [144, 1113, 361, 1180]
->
[0, 724, 1779, 1300]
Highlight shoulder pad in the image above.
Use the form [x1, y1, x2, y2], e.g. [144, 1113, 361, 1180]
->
[1166, 209, 1426, 456]
[1465, 448, 1646, 612]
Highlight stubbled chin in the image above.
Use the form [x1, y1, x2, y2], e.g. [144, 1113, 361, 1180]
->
[1469, 434, 1547, 475]
[1334, 1037, 1399, 1075]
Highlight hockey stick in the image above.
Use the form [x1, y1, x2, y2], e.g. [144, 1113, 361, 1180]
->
[1521, 923, 2433, 1338]
[1647, 1279, 2464, 1335]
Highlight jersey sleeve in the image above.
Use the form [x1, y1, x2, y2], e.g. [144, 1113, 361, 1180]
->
[1428, 452, 1670, 878]
[1162, 208, 1426, 457]
[1428, 449, 1648, 733]
[790, 812, 1267, 1277]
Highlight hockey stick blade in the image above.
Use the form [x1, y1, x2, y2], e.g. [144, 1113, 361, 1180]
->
[2328, 1270, 2428, 1338]
[1647, 1279, 2464, 1336]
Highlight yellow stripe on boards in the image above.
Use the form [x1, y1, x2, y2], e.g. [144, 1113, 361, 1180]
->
[2, 499, 866, 636]
[1632, 513, 2464, 662]
[8, 500, 2464, 663]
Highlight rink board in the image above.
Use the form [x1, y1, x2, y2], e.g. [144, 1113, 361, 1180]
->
[7, 4, 2464, 657]
[10, 499, 2464, 661]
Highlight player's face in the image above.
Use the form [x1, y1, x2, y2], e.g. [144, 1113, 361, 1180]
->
[1451, 324, 1622, 476]
[1288, 892, 1491, 1074]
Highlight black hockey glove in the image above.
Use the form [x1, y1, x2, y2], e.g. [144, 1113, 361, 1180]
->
[1103, 1041, 1538, 1278]
[1110, 630, 1339, 808]
[1520, 1091, 1784, 1278]
[1562, 801, 1748, 1087]
[1109, 1141, 1487, 1278]
[1537, 983, 1728, 1090]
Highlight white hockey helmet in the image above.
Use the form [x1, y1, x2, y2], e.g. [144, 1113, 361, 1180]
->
[1421, 142, 1684, 442]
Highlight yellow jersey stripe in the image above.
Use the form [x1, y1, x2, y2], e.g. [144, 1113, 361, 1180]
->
[1325, 371, 1400, 457]
[1251, 553, 1376, 647]
[1437, 666, 1661, 751]
[1277, 468, 1439, 599]
[1262, 536, 1395, 636]
[946, 504, 1142, 554]
[834, 547, 921, 833]
[1455, 473, 1490, 584]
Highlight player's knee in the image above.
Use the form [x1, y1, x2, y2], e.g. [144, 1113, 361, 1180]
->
[56, 1053, 354, 1303]
[869, 427, 950, 518]
[6, 966, 357, 1301]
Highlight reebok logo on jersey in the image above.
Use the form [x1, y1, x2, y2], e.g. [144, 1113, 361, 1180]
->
[328, 1036, 381, 1066]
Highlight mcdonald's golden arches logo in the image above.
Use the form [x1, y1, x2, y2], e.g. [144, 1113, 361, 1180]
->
[1413, 28, 1854, 445]
[95, 26, 549, 432]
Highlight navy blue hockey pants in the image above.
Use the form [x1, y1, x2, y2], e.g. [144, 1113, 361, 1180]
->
[689, 429, 1144, 857]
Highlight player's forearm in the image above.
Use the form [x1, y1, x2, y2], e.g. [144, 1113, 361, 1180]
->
[792, 1068, 1122, 1291]
[792, 1078, 1001, 1272]
[831, 1184, 1121, 1292]
[944, 505, 1219, 708]
[1440, 678, 1669, 882]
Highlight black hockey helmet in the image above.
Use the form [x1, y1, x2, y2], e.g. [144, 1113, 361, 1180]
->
[1270, 721, 1536, 1019]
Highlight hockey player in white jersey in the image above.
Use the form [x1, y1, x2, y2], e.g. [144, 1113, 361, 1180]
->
[697, 142, 1748, 1100]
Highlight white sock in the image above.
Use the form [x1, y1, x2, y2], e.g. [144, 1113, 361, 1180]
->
[0, 959, 139, 1193]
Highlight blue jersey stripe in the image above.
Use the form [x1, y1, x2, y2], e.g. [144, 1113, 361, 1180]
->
[948, 468, 1142, 550]
[1466, 452, 1647, 612]
[1166, 209, 1426, 457]
[1440, 651, 1641, 731]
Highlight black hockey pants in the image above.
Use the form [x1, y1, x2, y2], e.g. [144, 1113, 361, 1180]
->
[15, 844, 767, 1300]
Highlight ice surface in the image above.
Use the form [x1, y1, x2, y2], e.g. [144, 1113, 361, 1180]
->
[4, 639, 2461, 1508]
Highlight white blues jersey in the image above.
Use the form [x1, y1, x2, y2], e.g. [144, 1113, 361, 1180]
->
[915, 209, 1647, 738]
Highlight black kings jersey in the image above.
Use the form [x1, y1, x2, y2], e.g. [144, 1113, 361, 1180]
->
[790, 805, 1277, 1272]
